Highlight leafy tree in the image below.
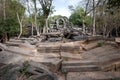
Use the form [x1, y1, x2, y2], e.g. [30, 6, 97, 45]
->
[38, 0, 53, 33]
[69, 6, 92, 28]
[69, 12, 82, 26]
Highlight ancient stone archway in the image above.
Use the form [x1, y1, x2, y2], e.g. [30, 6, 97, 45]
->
[56, 17, 66, 29]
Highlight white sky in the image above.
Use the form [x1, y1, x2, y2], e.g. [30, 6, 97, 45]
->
[25, 0, 82, 17]
[52, 0, 82, 17]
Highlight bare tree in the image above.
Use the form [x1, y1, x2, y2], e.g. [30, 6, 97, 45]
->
[82, 0, 101, 35]
[82, 0, 90, 34]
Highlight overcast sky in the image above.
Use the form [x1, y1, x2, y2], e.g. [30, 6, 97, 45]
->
[52, 0, 81, 17]
[26, 0, 82, 17]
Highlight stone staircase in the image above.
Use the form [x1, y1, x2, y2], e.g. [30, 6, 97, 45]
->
[67, 72, 120, 80]
[62, 60, 100, 72]
[62, 60, 120, 80]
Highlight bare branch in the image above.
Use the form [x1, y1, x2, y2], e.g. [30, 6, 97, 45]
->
[86, 0, 101, 15]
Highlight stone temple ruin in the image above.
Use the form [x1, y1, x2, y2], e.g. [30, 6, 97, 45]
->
[0, 16, 120, 80]
[41, 16, 84, 42]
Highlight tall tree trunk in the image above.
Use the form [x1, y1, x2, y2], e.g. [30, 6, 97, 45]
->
[38, 0, 52, 34]
[82, 19, 86, 34]
[116, 27, 118, 37]
[102, 0, 107, 38]
[18, 24, 22, 39]
[31, 22, 34, 36]
[33, 0, 40, 36]
[43, 18, 46, 33]
[26, 0, 34, 36]
[2, 0, 7, 42]
[17, 13, 23, 39]
[43, 15, 48, 33]
[3, 0, 6, 20]
[103, 25, 106, 38]
[92, 0, 96, 36]
[35, 12, 40, 36]
[46, 18, 48, 33]
[82, 0, 89, 34]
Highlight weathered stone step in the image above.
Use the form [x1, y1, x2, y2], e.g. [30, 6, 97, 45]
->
[6, 47, 34, 57]
[67, 72, 120, 80]
[0, 51, 26, 64]
[115, 37, 120, 43]
[29, 58, 63, 72]
[62, 65, 100, 72]
[37, 41, 82, 53]
[62, 60, 99, 66]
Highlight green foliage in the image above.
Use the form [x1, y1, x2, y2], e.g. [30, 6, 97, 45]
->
[69, 12, 82, 26]
[97, 42, 103, 47]
[18, 61, 30, 73]
[69, 6, 92, 27]
[0, 0, 25, 19]
[69, 7, 84, 26]
[39, 0, 53, 31]
[0, 18, 19, 36]
[0, 0, 25, 37]
[17, 61, 32, 78]
[38, 12, 44, 28]
[84, 16, 92, 25]
[39, 0, 53, 18]
[107, 0, 120, 9]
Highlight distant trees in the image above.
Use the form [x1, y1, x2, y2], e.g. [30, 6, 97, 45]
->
[0, 0, 119, 41]
[68, 5, 92, 32]
[95, 0, 120, 37]
[69, 7, 84, 27]
[82, 0, 101, 36]
[69, 0, 101, 35]
[69, 0, 120, 37]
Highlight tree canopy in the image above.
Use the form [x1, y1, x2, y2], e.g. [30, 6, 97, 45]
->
[69, 6, 92, 27]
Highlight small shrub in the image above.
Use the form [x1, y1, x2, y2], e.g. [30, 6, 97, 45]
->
[17, 61, 32, 79]
[18, 61, 30, 73]
[97, 42, 103, 47]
